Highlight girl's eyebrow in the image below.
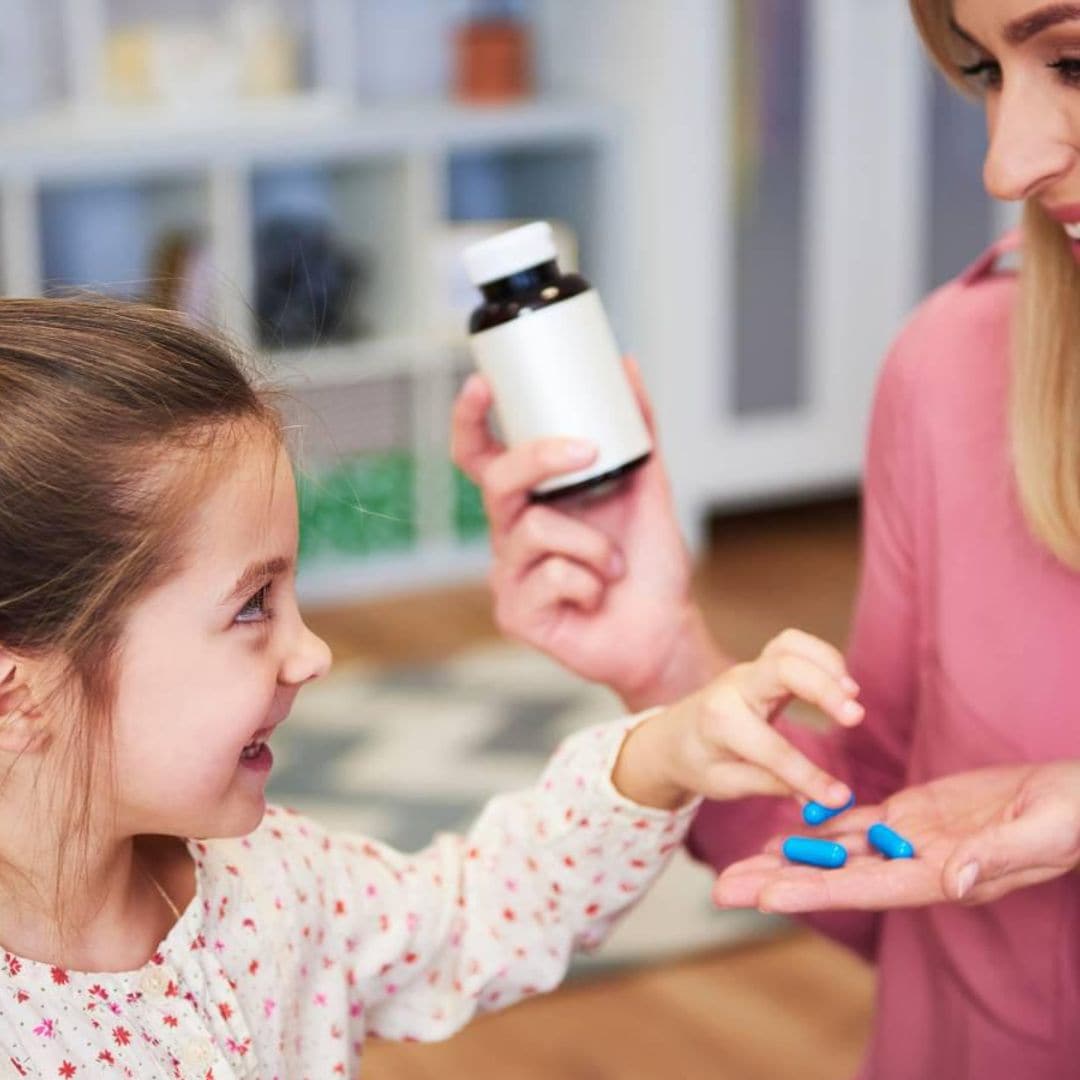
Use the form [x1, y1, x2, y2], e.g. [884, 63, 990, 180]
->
[221, 556, 293, 605]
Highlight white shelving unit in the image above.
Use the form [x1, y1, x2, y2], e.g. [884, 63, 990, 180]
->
[0, 1, 1000, 605]
[0, 36, 627, 604]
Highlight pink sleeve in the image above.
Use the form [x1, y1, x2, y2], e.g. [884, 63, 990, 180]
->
[686, 324, 923, 961]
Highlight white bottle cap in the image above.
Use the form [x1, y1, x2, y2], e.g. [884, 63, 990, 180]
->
[462, 221, 558, 286]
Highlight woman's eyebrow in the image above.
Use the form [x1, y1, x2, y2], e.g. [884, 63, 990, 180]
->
[1005, 4, 1080, 45]
[221, 556, 293, 605]
[951, 4, 1080, 52]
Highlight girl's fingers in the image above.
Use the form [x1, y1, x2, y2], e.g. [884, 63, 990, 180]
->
[719, 715, 851, 807]
[495, 556, 606, 628]
[450, 373, 501, 481]
[761, 628, 858, 693]
[699, 761, 795, 801]
[479, 438, 598, 535]
[499, 505, 624, 584]
[741, 652, 864, 728]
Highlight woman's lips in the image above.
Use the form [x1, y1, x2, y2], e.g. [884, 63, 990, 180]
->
[1043, 202, 1080, 223]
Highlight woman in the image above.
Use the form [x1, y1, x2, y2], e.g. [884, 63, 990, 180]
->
[451, 1, 1080, 1076]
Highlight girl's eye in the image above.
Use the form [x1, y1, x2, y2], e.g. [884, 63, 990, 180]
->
[235, 583, 273, 625]
[959, 58, 1002, 92]
[1049, 57, 1080, 86]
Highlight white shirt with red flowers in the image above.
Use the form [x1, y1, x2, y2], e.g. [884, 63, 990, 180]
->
[0, 716, 699, 1079]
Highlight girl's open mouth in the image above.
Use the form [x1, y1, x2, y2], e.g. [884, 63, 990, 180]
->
[239, 739, 273, 772]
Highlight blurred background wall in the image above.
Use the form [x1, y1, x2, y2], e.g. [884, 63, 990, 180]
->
[0, 1, 1004, 608]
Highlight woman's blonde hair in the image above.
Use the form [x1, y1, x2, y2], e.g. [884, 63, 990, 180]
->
[910, 0, 1080, 567]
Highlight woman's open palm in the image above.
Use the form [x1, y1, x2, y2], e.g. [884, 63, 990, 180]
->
[713, 762, 1080, 912]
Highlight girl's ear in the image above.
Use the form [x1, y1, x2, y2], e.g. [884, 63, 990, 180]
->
[0, 650, 49, 754]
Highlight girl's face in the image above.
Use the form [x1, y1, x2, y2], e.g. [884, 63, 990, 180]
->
[108, 437, 331, 840]
[953, 0, 1080, 254]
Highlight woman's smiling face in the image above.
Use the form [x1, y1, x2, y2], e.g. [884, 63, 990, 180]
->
[106, 433, 332, 842]
[953, 1, 1080, 256]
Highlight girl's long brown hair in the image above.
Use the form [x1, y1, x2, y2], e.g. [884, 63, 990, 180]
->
[0, 297, 280, 924]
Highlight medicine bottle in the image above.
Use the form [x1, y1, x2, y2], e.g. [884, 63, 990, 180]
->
[462, 221, 652, 500]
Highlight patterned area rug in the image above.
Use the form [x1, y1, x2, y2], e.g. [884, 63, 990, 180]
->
[266, 642, 781, 973]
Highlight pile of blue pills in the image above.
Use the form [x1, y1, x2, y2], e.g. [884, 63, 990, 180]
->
[781, 796, 915, 869]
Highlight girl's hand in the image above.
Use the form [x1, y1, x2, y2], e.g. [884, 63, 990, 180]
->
[712, 761, 1080, 912]
[450, 359, 723, 712]
[612, 629, 864, 809]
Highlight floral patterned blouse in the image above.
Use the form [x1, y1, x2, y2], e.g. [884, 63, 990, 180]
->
[1, 717, 698, 1078]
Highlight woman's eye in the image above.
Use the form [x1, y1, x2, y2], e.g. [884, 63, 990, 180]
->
[959, 58, 1002, 91]
[236, 583, 273, 624]
[1049, 57, 1080, 86]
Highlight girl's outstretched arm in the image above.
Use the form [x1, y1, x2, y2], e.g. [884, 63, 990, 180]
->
[296, 628, 859, 1042]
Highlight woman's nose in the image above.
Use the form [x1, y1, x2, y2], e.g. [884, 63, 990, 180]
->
[983, 81, 1074, 201]
[280, 621, 333, 687]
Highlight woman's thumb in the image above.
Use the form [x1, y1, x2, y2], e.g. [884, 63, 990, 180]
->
[942, 809, 1048, 900]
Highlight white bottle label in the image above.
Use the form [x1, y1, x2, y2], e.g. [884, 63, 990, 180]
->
[468, 290, 652, 494]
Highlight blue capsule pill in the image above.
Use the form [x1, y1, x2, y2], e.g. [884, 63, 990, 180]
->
[802, 793, 856, 826]
[782, 836, 848, 869]
[868, 822, 915, 859]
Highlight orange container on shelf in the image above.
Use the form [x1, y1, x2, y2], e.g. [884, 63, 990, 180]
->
[452, 14, 532, 104]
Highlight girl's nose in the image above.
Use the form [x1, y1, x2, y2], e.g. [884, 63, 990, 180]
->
[280, 621, 332, 687]
[983, 81, 1074, 201]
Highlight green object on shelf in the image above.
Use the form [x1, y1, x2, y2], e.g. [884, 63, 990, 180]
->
[297, 452, 416, 562]
[453, 466, 489, 540]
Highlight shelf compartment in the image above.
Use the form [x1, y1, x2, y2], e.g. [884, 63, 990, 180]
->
[453, 466, 488, 542]
[446, 142, 604, 286]
[285, 373, 416, 564]
[38, 172, 210, 302]
[296, 449, 416, 563]
[250, 158, 413, 351]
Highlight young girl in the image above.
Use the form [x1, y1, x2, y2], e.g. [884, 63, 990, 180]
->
[0, 298, 862, 1077]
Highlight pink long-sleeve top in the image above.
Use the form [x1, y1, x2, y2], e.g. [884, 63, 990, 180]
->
[688, 233, 1080, 1079]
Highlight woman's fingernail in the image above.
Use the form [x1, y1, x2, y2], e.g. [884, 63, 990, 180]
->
[842, 676, 860, 694]
[608, 551, 625, 577]
[956, 861, 979, 899]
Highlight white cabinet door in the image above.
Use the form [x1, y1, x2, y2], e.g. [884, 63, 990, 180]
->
[579, 1, 931, 544]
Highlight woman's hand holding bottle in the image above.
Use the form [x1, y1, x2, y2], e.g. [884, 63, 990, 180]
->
[451, 360, 724, 712]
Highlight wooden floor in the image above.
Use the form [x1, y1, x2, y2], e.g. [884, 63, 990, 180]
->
[305, 496, 875, 1079]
